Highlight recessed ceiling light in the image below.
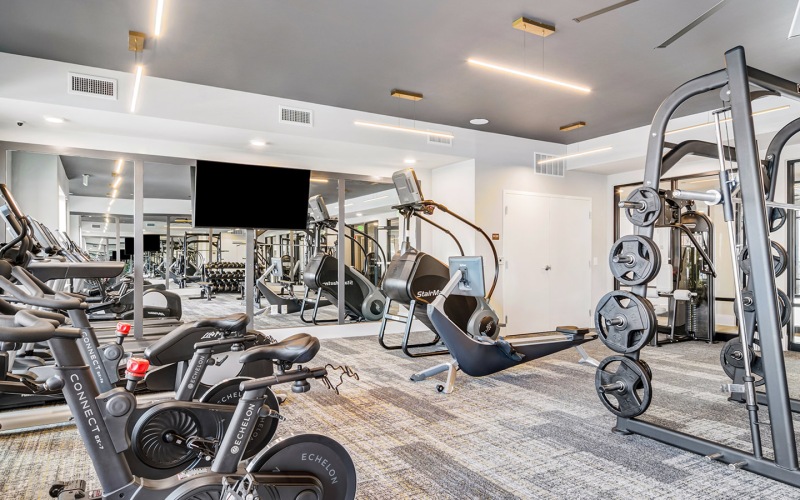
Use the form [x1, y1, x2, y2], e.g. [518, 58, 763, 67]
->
[470, 118, 489, 125]
[404, 159, 417, 164]
[250, 139, 267, 147]
[44, 116, 65, 124]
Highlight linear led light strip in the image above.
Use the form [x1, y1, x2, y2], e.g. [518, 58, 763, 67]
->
[130, 65, 144, 113]
[665, 105, 790, 135]
[537, 147, 612, 165]
[354, 121, 454, 139]
[154, 0, 165, 36]
[468, 58, 591, 93]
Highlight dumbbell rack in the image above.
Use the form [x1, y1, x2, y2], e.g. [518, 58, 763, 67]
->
[203, 262, 246, 293]
[594, 47, 800, 487]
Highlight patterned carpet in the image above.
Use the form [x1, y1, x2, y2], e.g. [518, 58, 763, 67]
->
[2, 333, 800, 499]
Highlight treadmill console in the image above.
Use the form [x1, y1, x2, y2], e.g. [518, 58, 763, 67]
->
[392, 168, 424, 206]
[308, 194, 331, 223]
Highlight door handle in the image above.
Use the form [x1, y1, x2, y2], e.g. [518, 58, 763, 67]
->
[544, 265, 552, 271]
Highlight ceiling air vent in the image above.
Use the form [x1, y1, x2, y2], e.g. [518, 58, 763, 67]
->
[533, 153, 566, 177]
[279, 105, 313, 127]
[68, 72, 117, 100]
[427, 134, 452, 147]
[91, 224, 101, 229]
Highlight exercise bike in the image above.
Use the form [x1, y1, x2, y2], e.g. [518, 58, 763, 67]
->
[0, 310, 358, 499]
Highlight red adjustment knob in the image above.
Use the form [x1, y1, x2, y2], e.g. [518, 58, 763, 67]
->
[116, 323, 132, 336]
[126, 357, 150, 378]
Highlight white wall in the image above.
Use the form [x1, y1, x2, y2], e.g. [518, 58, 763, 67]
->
[9, 150, 59, 228]
[430, 159, 476, 260]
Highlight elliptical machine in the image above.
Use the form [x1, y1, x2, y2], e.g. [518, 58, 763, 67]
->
[300, 195, 386, 324]
[378, 168, 500, 357]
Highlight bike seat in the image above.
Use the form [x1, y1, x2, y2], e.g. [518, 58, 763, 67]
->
[194, 312, 248, 332]
[239, 334, 319, 365]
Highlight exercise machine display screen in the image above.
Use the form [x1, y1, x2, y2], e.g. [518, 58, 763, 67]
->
[193, 160, 311, 230]
[308, 194, 330, 223]
[392, 168, 424, 206]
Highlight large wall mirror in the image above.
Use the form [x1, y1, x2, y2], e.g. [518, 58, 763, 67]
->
[1, 143, 401, 332]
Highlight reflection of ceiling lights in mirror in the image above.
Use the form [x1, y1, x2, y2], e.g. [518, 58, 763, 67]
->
[344, 203, 354, 207]
[112, 176, 123, 188]
[356, 212, 363, 217]
[114, 159, 123, 174]
[82, 174, 90, 186]
[467, 58, 591, 93]
[365, 195, 389, 203]
[354, 121, 454, 139]
[310, 178, 328, 183]
[404, 159, 416, 164]
[249, 139, 267, 147]
[111, 189, 118, 198]
[44, 116, 65, 123]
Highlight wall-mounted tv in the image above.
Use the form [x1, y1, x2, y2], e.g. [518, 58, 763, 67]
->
[193, 160, 311, 230]
[143, 234, 161, 252]
[124, 235, 162, 254]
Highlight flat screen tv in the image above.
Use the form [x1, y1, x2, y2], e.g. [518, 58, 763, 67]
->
[193, 161, 311, 230]
[143, 234, 161, 253]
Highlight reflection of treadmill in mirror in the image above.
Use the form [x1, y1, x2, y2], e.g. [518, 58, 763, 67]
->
[255, 256, 331, 315]
[379, 168, 501, 357]
[301, 194, 387, 324]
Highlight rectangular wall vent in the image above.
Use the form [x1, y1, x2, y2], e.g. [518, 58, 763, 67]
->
[427, 134, 453, 147]
[68, 72, 117, 100]
[533, 153, 566, 177]
[279, 105, 313, 126]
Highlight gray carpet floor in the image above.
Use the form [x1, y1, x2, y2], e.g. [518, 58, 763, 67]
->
[3, 333, 800, 499]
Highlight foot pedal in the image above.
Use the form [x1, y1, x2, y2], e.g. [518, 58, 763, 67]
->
[49, 480, 86, 499]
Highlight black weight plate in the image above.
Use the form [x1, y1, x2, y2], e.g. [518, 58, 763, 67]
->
[595, 355, 653, 418]
[735, 288, 790, 329]
[719, 339, 765, 387]
[739, 241, 788, 277]
[608, 235, 661, 286]
[622, 187, 662, 227]
[769, 207, 787, 232]
[594, 291, 656, 354]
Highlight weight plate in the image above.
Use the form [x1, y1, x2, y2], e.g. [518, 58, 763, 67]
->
[622, 187, 662, 227]
[594, 291, 657, 353]
[739, 241, 788, 277]
[608, 235, 661, 286]
[719, 339, 765, 387]
[595, 355, 653, 418]
[735, 288, 790, 328]
[769, 207, 787, 233]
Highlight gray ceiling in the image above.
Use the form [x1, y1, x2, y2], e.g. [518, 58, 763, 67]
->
[1, 1, 799, 143]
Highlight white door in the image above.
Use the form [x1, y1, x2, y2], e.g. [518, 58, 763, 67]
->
[547, 196, 592, 328]
[503, 192, 592, 335]
[503, 193, 551, 334]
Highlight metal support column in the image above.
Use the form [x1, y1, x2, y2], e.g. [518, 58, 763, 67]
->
[0, 148, 8, 239]
[245, 229, 255, 329]
[133, 160, 144, 340]
[115, 217, 120, 262]
[726, 47, 798, 469]
[208, 227, 213, 264]
[337, 179, 346, 324]
[165, 217, 171, 290]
